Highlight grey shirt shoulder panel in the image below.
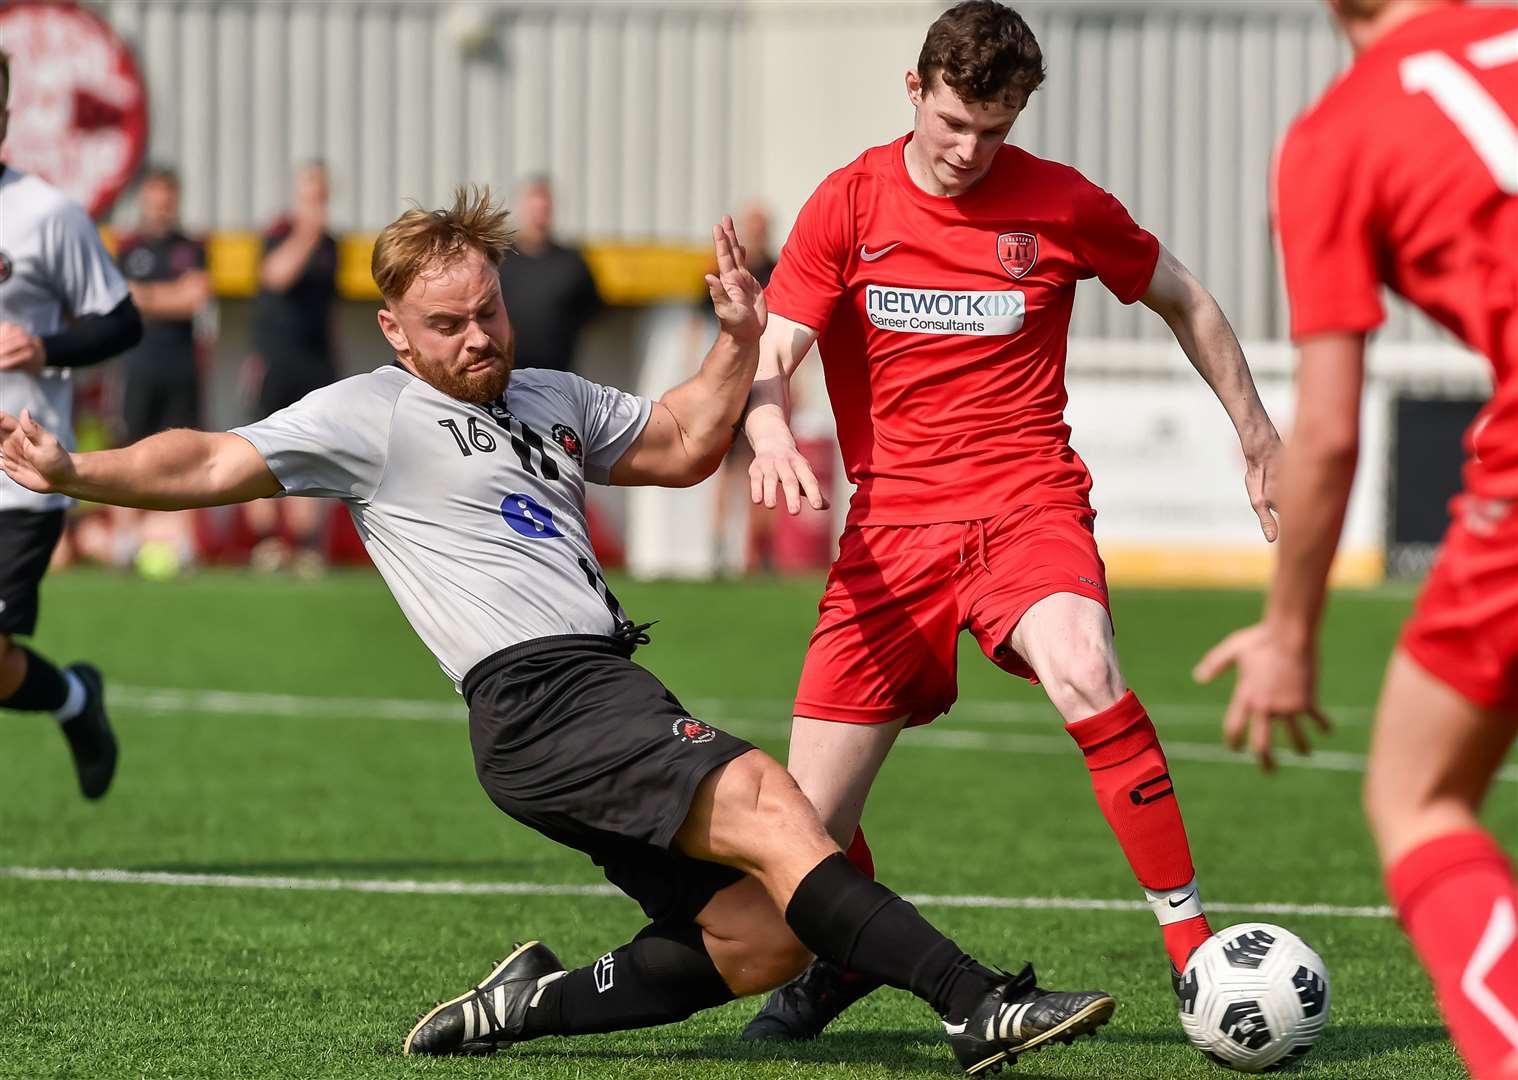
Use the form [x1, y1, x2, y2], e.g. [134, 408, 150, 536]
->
[503, 368, 651, 484]
[231, 365, 408, 502]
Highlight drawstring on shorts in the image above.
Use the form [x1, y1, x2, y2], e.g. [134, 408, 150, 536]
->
[957, 520, 991, 573]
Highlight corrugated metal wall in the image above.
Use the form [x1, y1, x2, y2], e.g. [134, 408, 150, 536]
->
[96, 0, 748, 245]
[91, 0, 1440, 342]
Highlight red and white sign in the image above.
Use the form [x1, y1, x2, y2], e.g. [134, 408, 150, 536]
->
[0, 1, 148, 218]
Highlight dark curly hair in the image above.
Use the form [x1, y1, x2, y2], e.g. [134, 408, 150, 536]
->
[917, 1, 1046, 106]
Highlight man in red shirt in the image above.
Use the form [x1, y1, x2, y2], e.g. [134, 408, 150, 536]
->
[741, 0, 1283, 1039]
[1197, 2, 1518, 1077]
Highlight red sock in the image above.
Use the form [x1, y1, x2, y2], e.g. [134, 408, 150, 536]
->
[1066, 691, 1212, 971]
[836, 828, 880, 986]
[1388, 830, 1518, 1079]
[846, 827, 875, 879]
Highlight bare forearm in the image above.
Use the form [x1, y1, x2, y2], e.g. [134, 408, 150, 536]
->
[1166, 295, 1276, 448]
[743, 368, 794, 451]
[659, 330, 759, 477]
[259, 229, 323, 292]
[743, 319, 816, 450]
[68, 431, 276, 510]
[1262, 434, 1358, 640]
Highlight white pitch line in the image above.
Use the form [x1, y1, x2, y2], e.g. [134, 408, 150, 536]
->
[0, 866, 1394, 919]
[108, 684, 1518, 783]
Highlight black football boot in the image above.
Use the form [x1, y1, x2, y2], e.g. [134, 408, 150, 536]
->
[740, 958, 884, 1041]
[946, 963, 1116, 1075]
[403, 941, 567, 1056]
[59, 664, 116, 800]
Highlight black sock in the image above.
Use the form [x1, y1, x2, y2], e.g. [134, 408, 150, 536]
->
[0, 648, 69, 713]
[520, 921, 734, 1037]
[784, 852, 999, 1022]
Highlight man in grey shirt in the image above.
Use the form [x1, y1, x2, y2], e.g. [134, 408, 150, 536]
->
[0, 189, 1114, 1073]
[0, 47, 141, 800]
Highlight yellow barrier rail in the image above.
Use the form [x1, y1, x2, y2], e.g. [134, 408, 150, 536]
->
[102, 227, 712, 305]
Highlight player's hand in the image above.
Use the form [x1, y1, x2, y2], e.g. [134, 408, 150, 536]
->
[0, 322, 47, 374]
[1193, 622, 1331, 773]
[706, 215, 766, 344]
[0, 409, 77, 494]
[1244, 435, 1282, 542]
[748, 434, 829, 515]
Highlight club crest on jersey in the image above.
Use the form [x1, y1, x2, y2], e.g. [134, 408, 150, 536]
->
[551, 424, 584, 466]
[673, 718, 717, 745]
[997, 232, 1038, 280]
[0, 250, 12, 284]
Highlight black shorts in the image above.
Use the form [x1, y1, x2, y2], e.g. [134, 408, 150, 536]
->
[464, 635, 753, 925]
[123, 370, 199, 443]
[0, 509, 65, 636]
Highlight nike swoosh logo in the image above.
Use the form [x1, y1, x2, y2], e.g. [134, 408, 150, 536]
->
[1168, 892, 1197, 908]
[942, 1020, 968, 1036]
[859, 242, 902, 262]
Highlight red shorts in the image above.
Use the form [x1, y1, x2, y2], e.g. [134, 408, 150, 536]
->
[794, 505, 1110, 726]
[1400, 497, 1518, 711]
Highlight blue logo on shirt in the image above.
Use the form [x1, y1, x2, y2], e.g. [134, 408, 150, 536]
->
[500, 493, 563, 539]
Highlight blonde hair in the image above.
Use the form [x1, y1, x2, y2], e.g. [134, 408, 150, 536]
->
[371, 185, 514, 303]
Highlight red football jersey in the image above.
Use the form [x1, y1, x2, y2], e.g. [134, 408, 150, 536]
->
[765, 134, 1160, 526]
[1275, 3, 1518, 498]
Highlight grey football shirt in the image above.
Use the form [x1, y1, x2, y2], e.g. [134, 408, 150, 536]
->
[0, 167, 132, 512]
[233, 365, 652, 687]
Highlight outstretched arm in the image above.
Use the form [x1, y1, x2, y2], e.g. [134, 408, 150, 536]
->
[1142, 245, 1282, 541]
[741, 314, 825, 514]
[0, 410, 280, 510]
[610, 217, 765, 488]
[1194, 333, 1366, 769]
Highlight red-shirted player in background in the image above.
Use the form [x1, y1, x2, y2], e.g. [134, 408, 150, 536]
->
[741, 0, 1283, 1041]
[1197, 1, 1518, 1077]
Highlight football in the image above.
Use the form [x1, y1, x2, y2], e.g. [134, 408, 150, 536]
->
[1177, 923, 1331, 1072]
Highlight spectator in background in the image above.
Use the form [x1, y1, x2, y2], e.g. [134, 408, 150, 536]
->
[734, 201, 777, 288]
[112, 164, 211, 575]
[246, 161, 340, 575]
[118, 166, 208, 441]
[497, 175, 602, 372]
[253, 160, 339, 412]
[713, 202, 784, 574]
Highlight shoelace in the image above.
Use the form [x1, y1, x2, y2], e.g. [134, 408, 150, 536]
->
[613, 619, 655, 647]
[460, 981, 506, 1042]
[995, 963, 1041, 1003]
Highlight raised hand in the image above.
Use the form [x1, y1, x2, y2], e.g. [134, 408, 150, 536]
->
[705, 215, 766, 344]
[0, 409, 77, 494]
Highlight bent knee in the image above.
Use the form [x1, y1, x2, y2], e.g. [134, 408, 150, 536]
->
[726, 927, 812, 996]
[1039, 644, 1124, 716]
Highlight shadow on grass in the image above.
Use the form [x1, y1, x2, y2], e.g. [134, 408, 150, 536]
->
[492, 1032, 938, 1073]
[378, 1025, 1447, 1076]
[129, 858, 560, 877]
[461, 1030, 1084, 1077]
[1104, 1023, 1449, 1067]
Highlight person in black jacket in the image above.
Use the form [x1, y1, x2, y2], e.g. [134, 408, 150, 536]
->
[497, 176, 602, 374]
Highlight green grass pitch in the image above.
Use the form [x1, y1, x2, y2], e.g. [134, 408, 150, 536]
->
[2, 569, 1507, 1078]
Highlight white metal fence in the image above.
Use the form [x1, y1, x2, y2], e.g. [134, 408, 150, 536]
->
[84, 0, 1451, 344]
